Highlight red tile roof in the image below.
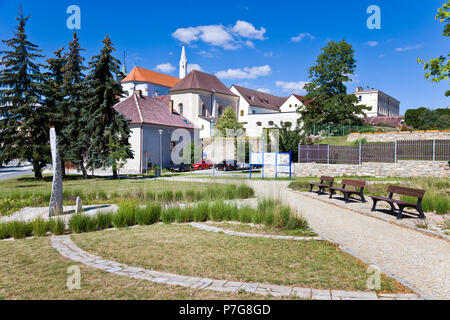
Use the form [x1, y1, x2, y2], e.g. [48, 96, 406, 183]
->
[114, 94, 195, 129]
[232, 85, 287, 111]
[170, 70, 238, 97]
[121, 66, 180, 88]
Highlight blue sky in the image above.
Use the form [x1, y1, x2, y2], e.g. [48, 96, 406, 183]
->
[0, 0, 448, 114]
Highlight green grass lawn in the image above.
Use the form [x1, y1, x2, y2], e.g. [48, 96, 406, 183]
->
[0, 175, 253, 216]
[72, 224, 410, 293]
[205, 221, 317, 237]
[0, 237, 279, 300]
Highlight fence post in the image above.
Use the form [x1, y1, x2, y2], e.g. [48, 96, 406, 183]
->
[394, 140, 397, 163]
[433, 139, 436, 162]
[298, 144, 301, 163]
[327, 144, 330, 164]
[313, 124, 316, 136]
[359, 142, 362, 165]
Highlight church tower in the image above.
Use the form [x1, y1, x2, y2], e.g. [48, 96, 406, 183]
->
[179, 45, 187, 79]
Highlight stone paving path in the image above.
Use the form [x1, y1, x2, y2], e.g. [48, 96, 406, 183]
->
[51, 235, 420, 300]
[188, 222, 323, 241]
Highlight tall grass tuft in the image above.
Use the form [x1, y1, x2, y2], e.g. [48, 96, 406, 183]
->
[162, 207, 178, 224]
[136, 203, 162, 226]
[175, 206, 193, 223]
[0, 222, 12, 239]
[32, 218, 49, 237]
[193, 202, 209, 222]
[236, 184, 254, 198]
[69, 214, 96, 233]
[95, 212, 114, 230]
[48, 218, 66, 235]
[10, 221, 33, 239]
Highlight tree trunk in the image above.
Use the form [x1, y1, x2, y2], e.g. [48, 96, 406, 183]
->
[32, 161, 43, 180]
[80, 162, 88, 180]
[112, 163, 118, 180]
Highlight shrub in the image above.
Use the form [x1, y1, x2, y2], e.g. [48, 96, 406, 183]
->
[286, 216, 309, 230]
[48, 218, 66, 235]
[193, 202, 209, 222]
[32, 218, 49, 237]
[162, 207, 178, 224]
[10, 221, 33, 239]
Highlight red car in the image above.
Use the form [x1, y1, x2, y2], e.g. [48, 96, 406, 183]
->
[193, 159, 213, 170]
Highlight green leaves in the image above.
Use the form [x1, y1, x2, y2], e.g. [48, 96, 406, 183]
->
[214, 106, 243, 136]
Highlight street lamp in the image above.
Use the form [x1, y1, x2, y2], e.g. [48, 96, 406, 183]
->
[158, 129, 163, 176]
[210, 119, 215, 178]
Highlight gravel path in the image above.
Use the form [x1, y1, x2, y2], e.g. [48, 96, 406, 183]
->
[246, 180, 450, 300]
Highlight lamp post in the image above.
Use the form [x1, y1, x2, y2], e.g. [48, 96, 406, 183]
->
[210, 119, 215, 178]
[158, 130, 163, 176]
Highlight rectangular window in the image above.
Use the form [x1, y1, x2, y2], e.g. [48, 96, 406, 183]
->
[240, 110, 244, 117]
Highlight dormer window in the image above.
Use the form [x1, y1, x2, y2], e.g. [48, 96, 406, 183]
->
[178, 103, 184, 115]
[256, 122, 262, 126]
[268, 121, 274, 126]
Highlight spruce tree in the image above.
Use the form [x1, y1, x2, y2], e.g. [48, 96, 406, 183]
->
[0, 10, 49, 179]
[61, 32, 90, 179]
[85, 35, 133, 179]
[42, 47, 67, 176]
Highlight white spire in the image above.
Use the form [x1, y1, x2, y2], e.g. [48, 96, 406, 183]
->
[179, 45, 187, 79]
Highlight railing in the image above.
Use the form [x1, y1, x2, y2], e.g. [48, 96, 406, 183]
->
[298, 140, 450, 164]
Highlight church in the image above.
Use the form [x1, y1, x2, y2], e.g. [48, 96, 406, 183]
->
[113, 46, 304, 172]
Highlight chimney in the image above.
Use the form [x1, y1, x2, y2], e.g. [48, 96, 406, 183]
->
[170, 100, 174, 113]
[133, 90, 142, 97]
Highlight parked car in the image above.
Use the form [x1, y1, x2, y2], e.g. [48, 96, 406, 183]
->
[215, 160, 239, 171]
[169, 163, 192, 172]
[192, 159, 213, 170]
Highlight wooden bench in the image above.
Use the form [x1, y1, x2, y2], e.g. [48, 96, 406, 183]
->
[329, 179, 366, 203]
[369, 186, 426, 220]
[309, 176, 334, 195]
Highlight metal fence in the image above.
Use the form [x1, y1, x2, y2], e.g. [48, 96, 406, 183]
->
[298, 140, 450, 164]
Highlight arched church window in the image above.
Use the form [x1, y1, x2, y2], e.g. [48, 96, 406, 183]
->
[179, 103, 183, 115]
[202, 104, 207, 116]
[218, 105, 223, 116]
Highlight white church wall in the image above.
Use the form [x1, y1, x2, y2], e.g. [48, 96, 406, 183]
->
[245, 112, 301, 137]
[121, 82, 171, 101]
[122, 124, 142, 173]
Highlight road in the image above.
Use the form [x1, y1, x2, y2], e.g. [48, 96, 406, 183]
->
[0, 165, 34, 181]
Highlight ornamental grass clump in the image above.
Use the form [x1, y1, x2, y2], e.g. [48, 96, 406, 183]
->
[10, 221, 33, 239]
[175, 206, 193, 223]
[95, 212, 114, 230]
[193, 202, 209, 222]
[0, 222, 12, 239]
[32, 218, 49, 237]
[175, 191, 184, 201]
[162, 207, 178, 224]
[238, 206, 255, 223]
[236, 184, 254, 199]
[69, 214, 96, 233]
[136, 203, 162, 226]
[184, 190, 196, 202]
[209, 201, 227, 221]
[48, 218, 66, 235]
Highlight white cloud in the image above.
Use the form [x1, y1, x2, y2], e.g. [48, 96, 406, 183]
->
[395, 43, 423, 52]
[366, 41, 379, 47]
[187, 63, 203, 73]
[172, 20, 267, 50]
[256, 88, 271, 93]
[215, 65, 271, 80]
[171, 27, 201, 43]
[232, 20, 266, 40]
[291, 33, 315, 42]
[155, 63, 175, 73]
[276, 80, 308, 93]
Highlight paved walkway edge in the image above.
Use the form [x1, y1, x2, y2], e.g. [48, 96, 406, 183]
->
[51, 235, 421, 300]
[187, 222, 323, 241]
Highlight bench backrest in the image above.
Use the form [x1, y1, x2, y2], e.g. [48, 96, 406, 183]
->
[388, 185, 425, 199]
[341, 179, 366, 188]
[320, 176, 334, 184]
